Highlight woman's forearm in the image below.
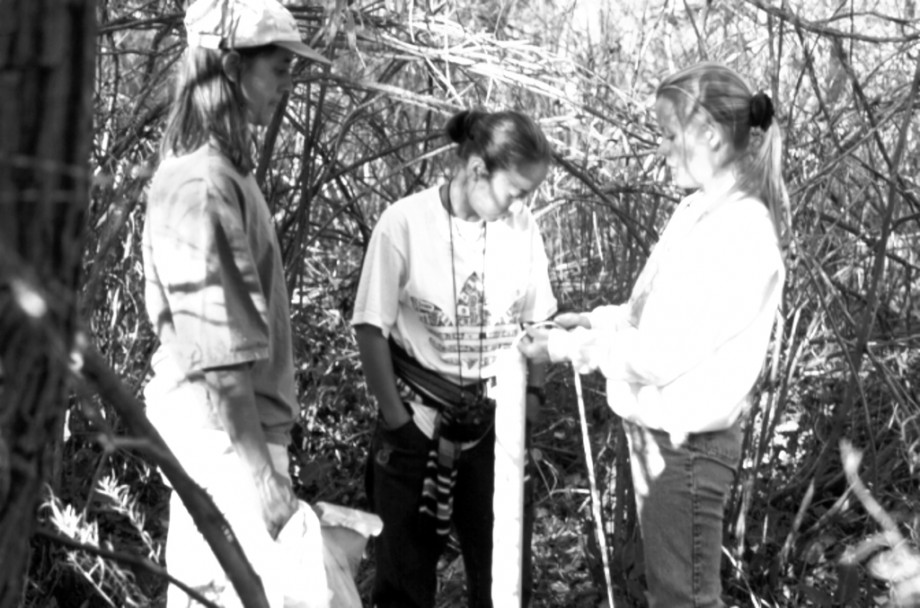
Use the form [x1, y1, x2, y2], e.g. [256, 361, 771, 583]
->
[354, 324, 411, 428]
[204, 362, 296, 536]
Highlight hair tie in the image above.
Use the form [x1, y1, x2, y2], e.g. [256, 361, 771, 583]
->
[750, 92, 774, 130]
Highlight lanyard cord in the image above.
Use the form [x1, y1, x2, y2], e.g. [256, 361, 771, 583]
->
[446, 181, 486, 392]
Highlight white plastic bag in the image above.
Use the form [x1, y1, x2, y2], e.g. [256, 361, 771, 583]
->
[276, 500, 332, 608]
[315, 502, 383, 608]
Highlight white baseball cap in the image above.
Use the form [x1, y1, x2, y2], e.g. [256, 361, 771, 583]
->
[185, 0, 331, 64]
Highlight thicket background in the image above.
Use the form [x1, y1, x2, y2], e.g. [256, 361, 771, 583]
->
[15, 0, 920, 606]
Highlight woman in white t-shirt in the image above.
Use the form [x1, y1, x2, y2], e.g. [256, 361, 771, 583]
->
[351, 109, 557, 608]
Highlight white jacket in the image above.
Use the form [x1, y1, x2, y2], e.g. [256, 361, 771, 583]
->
[549, 189, 784, 442]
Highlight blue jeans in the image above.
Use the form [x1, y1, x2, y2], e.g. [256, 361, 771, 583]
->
[624, 420, 742, 608]
[365, 418, 534, 608]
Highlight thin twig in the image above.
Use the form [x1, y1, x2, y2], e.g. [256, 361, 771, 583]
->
[34, 527, 220, 608]
[825, 53, 920, 462]
[743, 0, 920, 44]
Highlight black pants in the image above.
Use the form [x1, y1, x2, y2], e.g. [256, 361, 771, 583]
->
[365, 419, 534, 608]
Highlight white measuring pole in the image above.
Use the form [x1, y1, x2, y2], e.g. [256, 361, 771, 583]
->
[491, 342, 529, 605]
[574, 370, 616, 608]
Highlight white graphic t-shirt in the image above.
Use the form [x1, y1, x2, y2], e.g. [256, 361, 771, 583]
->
[352, 185, 557, 434]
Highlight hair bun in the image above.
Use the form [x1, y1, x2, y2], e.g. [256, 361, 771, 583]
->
[750, 92, 774, 130]
[446, 110, 485, 144]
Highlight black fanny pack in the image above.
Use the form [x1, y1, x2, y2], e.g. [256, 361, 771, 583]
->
[388, 338, 494, 442]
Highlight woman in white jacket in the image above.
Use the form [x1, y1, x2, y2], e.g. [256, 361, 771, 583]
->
[520, 62, 789, 607]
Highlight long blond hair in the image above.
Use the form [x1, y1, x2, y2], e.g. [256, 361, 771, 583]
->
[657, 62, 791, 246]
[160, 46, 272, 173]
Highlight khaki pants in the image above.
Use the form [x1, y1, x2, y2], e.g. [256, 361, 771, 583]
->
[161, 431, 292, 608]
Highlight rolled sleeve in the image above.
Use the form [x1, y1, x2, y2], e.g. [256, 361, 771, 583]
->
[351, 225, 407, 338]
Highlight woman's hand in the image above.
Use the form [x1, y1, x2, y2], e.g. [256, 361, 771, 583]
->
[553, 312, 592, 330]
[254, 464, 299, 539]
[206, 364, 298, 539]
[518, 313, 591, 363]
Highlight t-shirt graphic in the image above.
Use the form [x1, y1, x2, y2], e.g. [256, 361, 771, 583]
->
[411, 271, 521, 373]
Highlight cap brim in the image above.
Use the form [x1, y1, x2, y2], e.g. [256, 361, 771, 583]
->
[275, 40, 331, 65]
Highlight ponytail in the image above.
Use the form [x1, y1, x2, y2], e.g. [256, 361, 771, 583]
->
[657, 62, 791, 247]
[745, 116, 791, 248]
[160, 46, 272, 173]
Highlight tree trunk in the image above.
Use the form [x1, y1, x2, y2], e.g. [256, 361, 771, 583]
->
[0, 0, 96, 605]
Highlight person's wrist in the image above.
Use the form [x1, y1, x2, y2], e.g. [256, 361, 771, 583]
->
[381, 403, 411, 428]
[526, 385, 546, 407]
[249, 459, 275, 485]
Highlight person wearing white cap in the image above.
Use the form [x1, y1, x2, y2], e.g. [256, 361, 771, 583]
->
[142, 0, 330, 606]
